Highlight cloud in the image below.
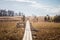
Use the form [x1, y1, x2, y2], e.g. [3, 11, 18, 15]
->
[48, 8, 60, 13]
[5, 0, 37, 4]
[15, 0, 36, 4]
[4, 0, 60, 15]
[29, 1, 60, 15]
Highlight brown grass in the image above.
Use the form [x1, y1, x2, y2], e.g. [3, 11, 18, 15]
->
[0, 17, 25, 40]
[31, 21, 60, 40]
[32, 22, 60, 29]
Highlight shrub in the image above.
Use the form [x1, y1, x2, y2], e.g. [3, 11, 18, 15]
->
[54, 15, 60, 22]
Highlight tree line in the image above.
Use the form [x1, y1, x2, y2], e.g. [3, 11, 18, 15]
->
[0, 9, 24, 16]
[31, 14, 60, 22]
[44, 15, 60, 22]
[0, 9, 25, 22]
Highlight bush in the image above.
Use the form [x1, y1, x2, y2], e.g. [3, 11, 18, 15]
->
[44, 15, 51, 22]
[54, 15, 60, 22]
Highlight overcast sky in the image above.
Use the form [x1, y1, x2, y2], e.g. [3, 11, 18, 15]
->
[0, 0, 60, 16]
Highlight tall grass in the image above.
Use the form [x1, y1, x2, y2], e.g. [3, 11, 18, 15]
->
[0, 20, 24, 40]
[31, 22, 60, 40]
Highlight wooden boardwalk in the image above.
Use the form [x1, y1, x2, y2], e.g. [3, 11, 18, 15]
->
[23, 20, 32, 40]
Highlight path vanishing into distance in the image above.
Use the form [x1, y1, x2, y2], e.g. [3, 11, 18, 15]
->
[23, 20, 32, 40]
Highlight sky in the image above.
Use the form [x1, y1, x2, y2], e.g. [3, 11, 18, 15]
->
[0, 0, 60, 16]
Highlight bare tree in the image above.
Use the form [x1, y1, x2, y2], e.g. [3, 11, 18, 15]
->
[8, 10, 14, 16]
[0, 9, 7, 16]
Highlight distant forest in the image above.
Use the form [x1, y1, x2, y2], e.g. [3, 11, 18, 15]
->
[44, 15, 60, 22]
[0, 9, 25, 16]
